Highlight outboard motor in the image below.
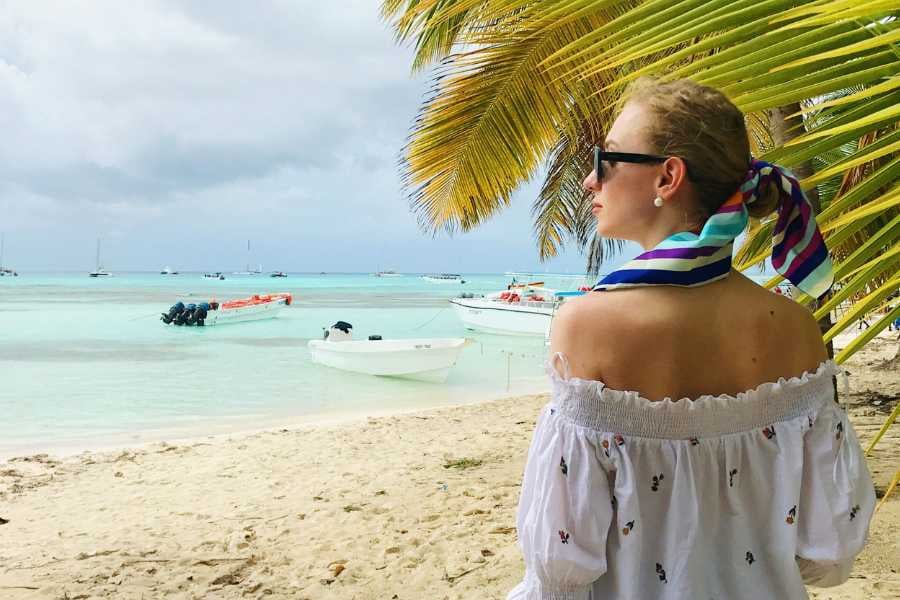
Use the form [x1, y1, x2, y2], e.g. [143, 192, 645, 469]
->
[325, 320, 353, 341]
[161, 301, 185, 324]
[175, 303, 196, 326]
[192, 302, 209, 326]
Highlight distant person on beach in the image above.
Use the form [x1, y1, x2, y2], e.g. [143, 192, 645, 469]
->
[508, 79, 874, 600]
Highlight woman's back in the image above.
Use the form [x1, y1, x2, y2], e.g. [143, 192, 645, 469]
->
[552, 270, 828, 401]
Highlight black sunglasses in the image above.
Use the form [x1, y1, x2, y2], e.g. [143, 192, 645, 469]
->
[593, 145, 670, 181]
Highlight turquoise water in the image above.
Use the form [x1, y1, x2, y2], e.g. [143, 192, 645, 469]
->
[0, 272, 586, 458]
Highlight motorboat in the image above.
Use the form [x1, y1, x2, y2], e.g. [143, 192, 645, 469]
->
[270, 271, 288, 278]
[203, 272, 226, 280]
[308, 321, 467, 383]
[422, 273, 466, 284]
[161, 293, 292, 327]
[450, 282, 572, 336]
[374, 270, 402, 277]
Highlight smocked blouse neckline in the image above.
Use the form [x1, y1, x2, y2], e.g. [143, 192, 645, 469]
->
[547, 356, 839, 406]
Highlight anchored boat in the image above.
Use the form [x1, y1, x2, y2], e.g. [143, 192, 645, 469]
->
[449, 282, 577, 336]
[89, 238, 112, 277]
[308, 321, 467, 382]
[421, 273, 466, 284]
[161, 293, 292, 327]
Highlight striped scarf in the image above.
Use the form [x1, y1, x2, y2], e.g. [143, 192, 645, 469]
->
[593, 159, 833, 298]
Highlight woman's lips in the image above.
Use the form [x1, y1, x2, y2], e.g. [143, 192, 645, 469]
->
[591, 203, 602, 213]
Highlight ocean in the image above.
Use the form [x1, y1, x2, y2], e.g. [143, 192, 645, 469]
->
[0, 272, 581, 458]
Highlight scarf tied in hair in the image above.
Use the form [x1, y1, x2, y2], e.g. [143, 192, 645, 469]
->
[592, 159, 833, 298]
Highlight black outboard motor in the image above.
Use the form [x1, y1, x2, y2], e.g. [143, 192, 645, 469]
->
[161, 301, 185, 324]
[324, 320, 353, 341]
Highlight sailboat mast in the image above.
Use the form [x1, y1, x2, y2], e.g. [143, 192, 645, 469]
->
[0, 233, 4, 269]
[96, 238, 101, 270]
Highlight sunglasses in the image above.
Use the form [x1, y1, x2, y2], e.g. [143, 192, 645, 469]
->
[593, 145, 670, 181]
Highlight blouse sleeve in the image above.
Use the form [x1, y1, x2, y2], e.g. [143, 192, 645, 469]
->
[796, 404, 876, 587]
[510, 405, 613, 600]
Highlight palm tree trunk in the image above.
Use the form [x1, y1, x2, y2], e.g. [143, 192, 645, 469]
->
[767, 105, 836, 361]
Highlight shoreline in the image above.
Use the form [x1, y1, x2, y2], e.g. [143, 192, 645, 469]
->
[0, 378, 551, 463]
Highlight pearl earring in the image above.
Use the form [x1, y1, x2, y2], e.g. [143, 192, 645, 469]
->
[653, 196, 664, 207]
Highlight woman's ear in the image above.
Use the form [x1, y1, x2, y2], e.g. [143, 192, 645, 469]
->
[656, 156, 689, 199]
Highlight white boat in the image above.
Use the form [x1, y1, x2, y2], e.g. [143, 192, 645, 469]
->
[160, 266, 179, 275]
[89, 238, 112, 277]
[203, 272, 226, 280]
[375, 270, 402, 277]
[308, 322, 467, 382]
[450, 283, 565, 336]
[204, 294, 290, 326]
[0, 234, 17, 277]
[233, 240, 263, 275]
[422, 273, 466, 284]
[161, 293, 292, 327]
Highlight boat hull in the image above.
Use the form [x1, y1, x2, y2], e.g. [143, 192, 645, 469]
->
[205, 298, 287, 326]
[450, 298, 554, 336]
[308, 338, 467, 382]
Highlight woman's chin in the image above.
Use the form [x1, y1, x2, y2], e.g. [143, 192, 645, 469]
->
[595, 220, 616, 238]
[595, 221, 631, 242]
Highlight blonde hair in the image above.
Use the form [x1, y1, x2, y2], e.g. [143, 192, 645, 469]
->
[621, 78, 779, 219]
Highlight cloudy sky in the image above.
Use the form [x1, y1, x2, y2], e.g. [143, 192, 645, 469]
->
[0, 0, 624, 274]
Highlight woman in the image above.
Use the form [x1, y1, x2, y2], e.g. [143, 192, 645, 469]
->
[508, 79, 875, 599]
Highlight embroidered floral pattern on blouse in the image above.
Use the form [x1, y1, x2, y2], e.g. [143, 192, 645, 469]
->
[745, 551, 755, 565]
[836, 421, 844, 441]
[850, 504, 860, 520]
[622, 520, 635, 536]
[689, 437, 700, 446]
[560, 456, 568, 476]
[558, 530, 570, 544]
[614, 433, 625, 446]
[651, 473, 665, 492]
[655, 563, 668, 583]
[786, 505, 797, 525]
[729, 468, 738, 487]
[601, 439, 610, 458]
[762, 426, 776, 440]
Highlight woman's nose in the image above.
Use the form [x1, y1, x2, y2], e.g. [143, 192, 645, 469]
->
[583, 170, 601, 192]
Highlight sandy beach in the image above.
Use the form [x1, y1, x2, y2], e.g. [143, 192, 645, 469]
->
[1, 333, 897, 599]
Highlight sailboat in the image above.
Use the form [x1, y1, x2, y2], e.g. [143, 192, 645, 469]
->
[0, 234, 18, 277]
[233, 240, 262, 275]
[88, 238, 112, 277]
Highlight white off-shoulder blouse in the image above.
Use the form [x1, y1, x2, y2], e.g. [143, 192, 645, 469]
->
[508, 357, 875, 600]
